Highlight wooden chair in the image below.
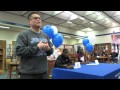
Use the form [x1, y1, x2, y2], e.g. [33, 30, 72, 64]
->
[6, 59, 19, 79]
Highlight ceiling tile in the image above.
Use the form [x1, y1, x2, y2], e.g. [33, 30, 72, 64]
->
[104, 11, 117, 17]
[71, 18, 84, 24]
[59, 22, 77, 27]
[85, 13, 98, 21]
[44, 17, 66, 24]
[55, 12, 71, 20]
[113, 16, 120, 22]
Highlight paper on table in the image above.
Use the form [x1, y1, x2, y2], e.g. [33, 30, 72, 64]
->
[74, 62, 81, 69]
[86, 63, 99, 65]
[86, 60, 99, 65]
[95, 60, 99, 64]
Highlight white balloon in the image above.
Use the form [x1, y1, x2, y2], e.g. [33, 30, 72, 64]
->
[88, 35, 95, 43]
[51, 26, 58, 35]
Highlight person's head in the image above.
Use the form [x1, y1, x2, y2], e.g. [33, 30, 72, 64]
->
[103, 49, 106, 52]
[62, 49, 69, 57]
[28, 12, 42, 29]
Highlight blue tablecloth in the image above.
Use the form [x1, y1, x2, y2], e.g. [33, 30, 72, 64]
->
[52, 63, 120, 79]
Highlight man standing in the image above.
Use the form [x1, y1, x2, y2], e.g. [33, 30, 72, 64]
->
[15, 12, 53, 79]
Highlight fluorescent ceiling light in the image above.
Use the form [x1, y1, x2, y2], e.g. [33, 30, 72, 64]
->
[105, 18, 109, 20]
[90, 22, 94, 24]
[96, 12, 101, 16]
[76, 38, 81, 39]
[64, 11, 78, 20]
[79, 17, 85, 20]
[0, 26, 10, 29]
[64, 11, 74, 15]
[114, 11, 120, 16]
[67, 21, 72, 24]
[64, 36, 71, 38]
[54, 11, 62, 15]
[70, 15, 78, 20]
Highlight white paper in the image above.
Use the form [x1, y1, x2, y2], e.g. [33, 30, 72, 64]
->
[86, 60, 99, 65]
[74, 62, 81, 69]
[81, 56, 84, 62]
[86, 63, 99, 65]
[95, 60, 99, 64]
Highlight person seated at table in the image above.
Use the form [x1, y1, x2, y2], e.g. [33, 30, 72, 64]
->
[101, 49, 108, 56]
[93, 51, 98, 57]
[54, 49, 73, 69]
[110, 50, 118, 63]
[75, 48, 85, 62]
[97, 50, 108, 62]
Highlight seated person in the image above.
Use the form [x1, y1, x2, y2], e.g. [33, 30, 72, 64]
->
[94, 51, 98, 57]
[54, 49, 73, 69]
[101, 50, 108, 56]
[110, 50, 118, 63]
[75, 49, 84, 62]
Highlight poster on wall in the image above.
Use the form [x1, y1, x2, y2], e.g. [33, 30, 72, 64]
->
[111, 32, 120, 44]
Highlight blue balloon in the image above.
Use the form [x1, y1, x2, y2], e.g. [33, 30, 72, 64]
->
[52, 33, 63, 48]
[82, 38, 89, 46]
[42, 25, 54, 39]
[86, 43, 94, 52]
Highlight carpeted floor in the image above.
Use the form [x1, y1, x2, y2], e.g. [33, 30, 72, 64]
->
[0, 70, 18, 79]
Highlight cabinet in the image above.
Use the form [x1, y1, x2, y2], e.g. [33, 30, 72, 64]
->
[0, 48, 5, 74]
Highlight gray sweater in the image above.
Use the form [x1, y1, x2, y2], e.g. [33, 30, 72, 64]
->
[15, 29, 53, 74]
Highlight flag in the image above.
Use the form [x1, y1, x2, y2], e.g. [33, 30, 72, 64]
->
[111, 31, 117, 43]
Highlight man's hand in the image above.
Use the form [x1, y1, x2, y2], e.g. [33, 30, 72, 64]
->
[37, 41, 44, 49]
[42, 41, 50, 51]
[37, 41, 50, 51]
[67, 65, 73, 69]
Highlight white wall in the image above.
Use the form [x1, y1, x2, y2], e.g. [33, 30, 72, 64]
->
[86, 27, 120, 45]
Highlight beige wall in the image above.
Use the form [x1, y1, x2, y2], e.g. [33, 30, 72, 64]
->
[63, 38, 78, 45]
[0, 30, 19, 44]
[85, 27, 120, 45]
[0, 29, 78, 45]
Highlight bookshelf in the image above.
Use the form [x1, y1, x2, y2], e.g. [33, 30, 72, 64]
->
[0, 48, 4, 74]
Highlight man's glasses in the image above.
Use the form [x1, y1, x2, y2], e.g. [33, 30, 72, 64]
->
[30, 17, 41, 20]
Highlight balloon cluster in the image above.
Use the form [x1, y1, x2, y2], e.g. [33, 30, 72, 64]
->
[82, 36, 95, 52]
[42, 25, 63, 48]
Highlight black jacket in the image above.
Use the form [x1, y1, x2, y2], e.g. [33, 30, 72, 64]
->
[54, 54, 72, 68]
